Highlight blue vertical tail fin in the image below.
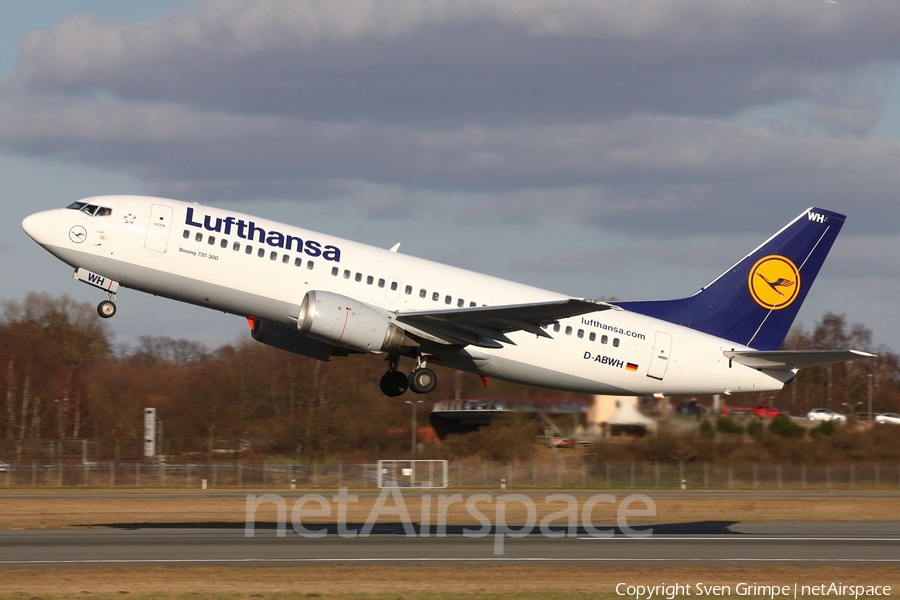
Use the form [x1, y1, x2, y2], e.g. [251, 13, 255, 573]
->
[615, 208, 845, 350]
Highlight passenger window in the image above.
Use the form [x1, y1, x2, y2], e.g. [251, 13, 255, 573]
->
[553, 323, 560, 332]
[233, 242, 240, 251]
[419, 289, 427, 298]
[258, 248, 265, 258]
[355, 273, 362, 282]
[220, 239, 228, 249]
[613, 338, 620, 347]
[601, 335, 608, 344]
[270, 251, 277, 261]
[577, 329, 584, 339]
[208, 236, 216, 245]
[295, 257, 303, 267]
[457, 298, 464, 307]
[390, 281, 397, 291]
[343, 270, 350, 279]
[469, 302, 476, 307]
[589, 332, 596, 342]
[182, 230, 190, 239]
[445, 295, 452, 305]
[331, 267, 339, 276]
[282, 254, 289, 264]
[565, 326, 572, 335]
[405, 285, 412, 295]
[307, 261, 315, 270]
[245, 245, 253, 255]
[378, 278, 385, 288]
[432, 292, 439, 302]
[195, 233, 203, 242]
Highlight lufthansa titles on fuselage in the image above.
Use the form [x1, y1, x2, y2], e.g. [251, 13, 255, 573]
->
[185, 207, 341, 262]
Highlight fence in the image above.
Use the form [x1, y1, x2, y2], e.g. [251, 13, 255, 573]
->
[1, 460, 899, 490]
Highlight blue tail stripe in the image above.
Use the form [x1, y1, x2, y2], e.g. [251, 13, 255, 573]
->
[614, 208, 845, 351]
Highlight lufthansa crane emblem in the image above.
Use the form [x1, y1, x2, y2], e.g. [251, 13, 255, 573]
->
[748, 255, 800, 310]
[68, 225, 87, 244]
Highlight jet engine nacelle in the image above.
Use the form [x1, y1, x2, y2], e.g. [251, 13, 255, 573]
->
[298, 290, 412, 353]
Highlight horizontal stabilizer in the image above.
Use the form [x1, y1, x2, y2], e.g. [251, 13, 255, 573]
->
[724, 349, 876, 370]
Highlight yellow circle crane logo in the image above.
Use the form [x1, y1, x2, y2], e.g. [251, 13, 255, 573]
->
[748, 255, 800, 310]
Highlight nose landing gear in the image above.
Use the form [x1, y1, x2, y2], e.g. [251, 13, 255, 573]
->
[74, 268, 120, 319]
[97, 295, 117, 319]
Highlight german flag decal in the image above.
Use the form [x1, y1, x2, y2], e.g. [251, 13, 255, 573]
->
[626, 363, 638, 372]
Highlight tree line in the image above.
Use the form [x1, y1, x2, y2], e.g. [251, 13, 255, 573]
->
[0, 293, 897, 462]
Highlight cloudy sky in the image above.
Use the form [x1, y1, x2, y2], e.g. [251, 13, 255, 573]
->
[1, 1, 897, 354]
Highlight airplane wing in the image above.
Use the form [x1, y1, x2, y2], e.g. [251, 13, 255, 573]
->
[723, 349, 876, 370]
[395, 298, 616, 348]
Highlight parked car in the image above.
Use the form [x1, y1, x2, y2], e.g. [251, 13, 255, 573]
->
[753, 405, 782, 418]
[721, 406, 753, 417]
[806, 408, 847, 422]
[676, 400, 709, 418]
[875, 412, 900, 425]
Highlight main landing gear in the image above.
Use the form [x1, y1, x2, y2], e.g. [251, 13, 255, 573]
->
[380, 354, 437, 397]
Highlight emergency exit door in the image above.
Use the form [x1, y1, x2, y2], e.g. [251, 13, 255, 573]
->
[646, 331, 673, 381]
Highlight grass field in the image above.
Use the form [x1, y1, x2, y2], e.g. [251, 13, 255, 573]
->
[1, 490, 899, 529]
[1, 491, 898, 599]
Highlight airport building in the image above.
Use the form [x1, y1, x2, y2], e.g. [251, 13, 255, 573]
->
[429, 395, 659, 444]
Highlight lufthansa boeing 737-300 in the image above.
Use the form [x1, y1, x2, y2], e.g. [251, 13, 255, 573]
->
[22, 197, 873, 397]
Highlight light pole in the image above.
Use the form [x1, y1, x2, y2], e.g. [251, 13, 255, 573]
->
[868, 373, 874, 421]
[841, 401, 863, 421]
[405, 400, 423, 457]
[53, 399, 62, 461]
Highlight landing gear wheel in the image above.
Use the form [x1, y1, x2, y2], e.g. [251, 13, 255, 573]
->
[97, 300, 117, 319]
[379, 370, 409, 397]
[409, 368, 437, 395]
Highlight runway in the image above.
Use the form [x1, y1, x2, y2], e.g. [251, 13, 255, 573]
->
[2, 522, 899, 568]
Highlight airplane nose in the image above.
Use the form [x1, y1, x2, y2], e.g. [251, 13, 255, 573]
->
[22, 209, 59, 246]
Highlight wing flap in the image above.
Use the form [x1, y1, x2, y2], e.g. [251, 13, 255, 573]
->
[396, 298, 614, 347]
[724, 349, 876, 370]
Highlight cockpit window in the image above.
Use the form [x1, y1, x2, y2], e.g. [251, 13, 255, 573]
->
[66, 202, 112, 217]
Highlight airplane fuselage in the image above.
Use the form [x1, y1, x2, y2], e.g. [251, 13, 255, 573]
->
[23, 195, 795, 397]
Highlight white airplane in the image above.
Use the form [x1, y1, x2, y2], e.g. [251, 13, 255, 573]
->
[22, 197, 873, 397]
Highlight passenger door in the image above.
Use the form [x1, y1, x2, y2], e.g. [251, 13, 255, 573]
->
[144, 204, 173, 253]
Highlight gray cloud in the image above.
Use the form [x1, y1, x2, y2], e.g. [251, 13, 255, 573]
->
[0, 0, 898, 241]
[13, 1, 900, 124]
